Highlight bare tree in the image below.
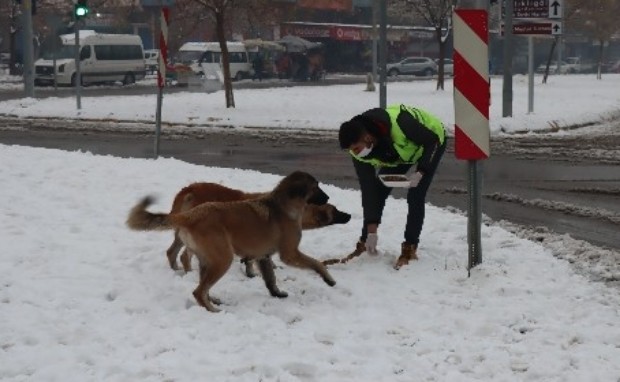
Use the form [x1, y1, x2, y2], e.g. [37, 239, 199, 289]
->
[5, 0, 281, 108]
[390, 0, 456, 90]
[170, 0, 277, 108]
[541, 0, 589, 83]
[571, 0, 620, 79]
[189, 0, 239, 107]
[1, 0, 23, 75]
[2, 0, 141, 74]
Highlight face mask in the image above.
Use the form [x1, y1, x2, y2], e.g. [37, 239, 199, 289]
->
[357, 144, 374, 158]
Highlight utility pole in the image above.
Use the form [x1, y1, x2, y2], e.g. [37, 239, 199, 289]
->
[21, 0, 35, 97]
[527, 35, 534, 113]
[74, 22, 82, 110]
[371, 0, 378, 82]
[502, 0, 513, 117]
[379, 0, 387, 108]
[73, 0, 89, 110]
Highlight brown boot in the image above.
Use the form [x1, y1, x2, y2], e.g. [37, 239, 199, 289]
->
[394, 242, 418, 270]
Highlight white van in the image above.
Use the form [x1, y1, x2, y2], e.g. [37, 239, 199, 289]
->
[143, 49, 160, 74]
[174, 41, 252, 81]
[35, 31, 146, 86]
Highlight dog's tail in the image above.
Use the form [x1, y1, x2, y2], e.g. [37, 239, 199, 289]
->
[126, 196, 174, 231]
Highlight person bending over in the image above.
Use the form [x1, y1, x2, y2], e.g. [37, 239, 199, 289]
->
[338, 104, 447, 270]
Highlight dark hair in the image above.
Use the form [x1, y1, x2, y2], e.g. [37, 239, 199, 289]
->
[338, 115, 376, 149]
[338, 120, 364, 149]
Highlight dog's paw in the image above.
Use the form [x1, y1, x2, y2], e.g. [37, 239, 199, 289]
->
[241, 259, 258, 278]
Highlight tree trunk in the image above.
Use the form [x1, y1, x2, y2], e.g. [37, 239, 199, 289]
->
[9, 3, 20, 76]
[542, 37, 558, 84]
[215, 11, 235, 108]
[597, 39, 604, 80]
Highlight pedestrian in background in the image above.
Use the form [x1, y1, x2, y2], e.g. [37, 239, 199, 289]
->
[252, 53, 264, 81]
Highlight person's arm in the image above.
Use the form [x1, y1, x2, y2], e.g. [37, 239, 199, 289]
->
[352, 158, 385, 231]
[397, 107, 441, 174]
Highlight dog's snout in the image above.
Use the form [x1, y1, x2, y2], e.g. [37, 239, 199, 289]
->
[333, 210, 351, 224]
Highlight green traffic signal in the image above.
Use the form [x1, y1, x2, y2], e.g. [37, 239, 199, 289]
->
[74, 2, 89, 18]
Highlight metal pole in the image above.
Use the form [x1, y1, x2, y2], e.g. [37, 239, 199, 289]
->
[467, 160, 483, 272]
[371, 0, 378, 82]
[556, 35, 562, 73]
[154, 3, 165, 159]
[378, 0, 387, 108]
[74, 20, 82, 110]
[155, 87, 162, 159]
[527, 35, 534, 113]
[22, 0, 35, 97]
[502, 0, 513, 117]
[53, 36, 58, 92]
[458, 0, 488, 273]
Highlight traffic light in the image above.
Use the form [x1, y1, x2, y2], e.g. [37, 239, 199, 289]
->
[74, 0, 89, 19]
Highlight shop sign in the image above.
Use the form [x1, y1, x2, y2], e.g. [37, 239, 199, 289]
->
[331, 26, 363, 41]
[408, 31, 434, 40]
[298, 0, 352, 11]
[283, 25, 331, 39]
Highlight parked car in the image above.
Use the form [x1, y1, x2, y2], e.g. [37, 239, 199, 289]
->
[386, 56, 437, 76]
[144, 49, 160, 74]
[535, 60, 570, 75]
[0, 52, 10, 67]
[435, 58, 453, 76]
[602, 59, 620, 73]
[565, 56, 597, 73]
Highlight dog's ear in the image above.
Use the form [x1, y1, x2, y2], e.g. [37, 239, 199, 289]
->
[282, 171, 328, 204]
[287, 182, 311, 200]
[307, 185, 329, 205]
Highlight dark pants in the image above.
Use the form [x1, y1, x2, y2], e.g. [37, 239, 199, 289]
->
[364, 138, 447, 246]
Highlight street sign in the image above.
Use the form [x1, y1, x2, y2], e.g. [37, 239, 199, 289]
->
[548, 0, 563, 19]
[503, 0, 563, 19]
[502, 20, 562, 35]
[514, 0, 549, 18]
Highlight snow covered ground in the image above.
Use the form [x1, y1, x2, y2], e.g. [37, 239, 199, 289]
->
[1, 145, 620, 381]
[1, 71, 620, 381]
[2, 72, 620, 135]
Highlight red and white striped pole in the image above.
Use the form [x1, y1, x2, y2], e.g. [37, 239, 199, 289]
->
[157, 7, 169, 89]
[453, 6, 490, 272]
[154, 6, 169, 158]
[454, 8, 490, 160]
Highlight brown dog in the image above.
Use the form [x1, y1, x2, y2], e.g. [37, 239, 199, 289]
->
[165, 181, 351, 276]
[127, 171, 337, 312]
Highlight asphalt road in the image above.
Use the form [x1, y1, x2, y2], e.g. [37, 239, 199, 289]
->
[1, 117, 619, 251]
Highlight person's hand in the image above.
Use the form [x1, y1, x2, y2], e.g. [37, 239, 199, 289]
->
[365, 233, 378, 255]
[408, 171, 424, 188]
